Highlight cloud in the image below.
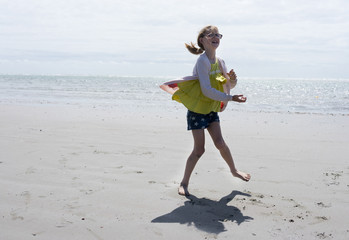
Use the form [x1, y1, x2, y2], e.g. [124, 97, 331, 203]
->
[0, 0, 348, 77]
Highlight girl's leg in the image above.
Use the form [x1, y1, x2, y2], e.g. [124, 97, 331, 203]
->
[207, 121, 251, 181]
[178, 129, 205, 196]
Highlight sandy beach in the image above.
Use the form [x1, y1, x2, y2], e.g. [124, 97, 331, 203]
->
[1, 103, 348, 240]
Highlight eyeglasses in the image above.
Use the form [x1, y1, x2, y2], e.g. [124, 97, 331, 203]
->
[205, 33, 223, 39]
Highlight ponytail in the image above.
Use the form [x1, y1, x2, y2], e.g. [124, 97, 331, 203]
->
[185, 42, 204, 55]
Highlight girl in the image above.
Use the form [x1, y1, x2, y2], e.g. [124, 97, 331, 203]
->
[160, 25, 251, 196]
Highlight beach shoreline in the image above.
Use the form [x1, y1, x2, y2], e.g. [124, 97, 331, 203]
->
[1, 103, 348, 239]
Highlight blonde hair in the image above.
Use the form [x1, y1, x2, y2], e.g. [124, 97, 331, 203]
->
[185, 25, 219, 55]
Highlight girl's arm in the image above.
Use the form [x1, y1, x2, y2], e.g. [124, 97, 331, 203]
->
[196, 57, 232, 102]
[219, 59, 246, 103]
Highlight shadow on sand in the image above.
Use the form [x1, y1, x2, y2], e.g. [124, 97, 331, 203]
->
[152, 190, 253, 234]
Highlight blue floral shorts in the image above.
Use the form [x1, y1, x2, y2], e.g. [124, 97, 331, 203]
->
[187, 110, 220, 130]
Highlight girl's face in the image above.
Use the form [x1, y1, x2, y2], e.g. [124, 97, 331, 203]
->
[200, 29, 222, 51]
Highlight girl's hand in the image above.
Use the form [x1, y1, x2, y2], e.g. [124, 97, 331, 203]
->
[227, 69, 237, 89]
[232, 95, 247, 103]
[228, 69, 237, 81]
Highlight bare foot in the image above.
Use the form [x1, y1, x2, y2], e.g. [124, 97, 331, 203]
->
[178, 183, 190, 196]
[232, 170, 251, 182]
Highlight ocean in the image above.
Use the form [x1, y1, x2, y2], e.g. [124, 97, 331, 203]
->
[0, 75, 348, 116]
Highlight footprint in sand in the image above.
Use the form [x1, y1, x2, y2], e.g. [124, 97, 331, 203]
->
[316, 202, 331, 208]
[20, 191, 31, 206]
[309, 216, 330, 225]
[316, 232, 333, 239]
[25, 167, 37, 174]
[93, 149, 110, 154]
[323, 170, 343, 186]
[10, 209, 24, 221]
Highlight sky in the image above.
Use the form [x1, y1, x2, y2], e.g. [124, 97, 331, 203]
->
[1, 0, 349, 78]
